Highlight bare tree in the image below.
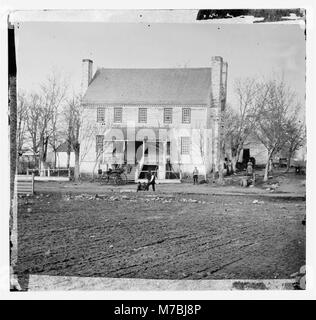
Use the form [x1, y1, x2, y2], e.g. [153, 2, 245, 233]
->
[282, 115, 306, 171]
[64, 95, 83, 181]
[223, 78, 260, 173]
[38, 74, 67, 175]
[254, 79, 297, 181]
[198, 128, 208, 180]
[48, 104, 64, 169]
[17, 92, 28, 156]
[24, 74, 67, 175]
[24, 93, 42, 163]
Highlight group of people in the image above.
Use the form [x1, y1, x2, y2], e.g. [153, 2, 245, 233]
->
[137, 158, 256, 191]
[137, 170, 156, 192]
[224, 158, 233, 175]
[193, 157, 256, 185]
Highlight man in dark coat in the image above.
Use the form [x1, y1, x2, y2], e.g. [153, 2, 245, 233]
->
[145, 170, 156, 191]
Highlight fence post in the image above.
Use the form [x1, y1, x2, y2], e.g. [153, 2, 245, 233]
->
[48, 168, 50, 177]
[27, 168, 29, 176]
[68, 168, 70, 178]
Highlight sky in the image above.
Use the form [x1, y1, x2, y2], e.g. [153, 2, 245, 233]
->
[15, 21, 306, 109]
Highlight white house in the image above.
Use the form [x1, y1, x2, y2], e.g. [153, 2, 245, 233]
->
[79, 57, 228, 181]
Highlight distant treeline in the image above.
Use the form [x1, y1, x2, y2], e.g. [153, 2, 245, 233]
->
[196, 9, 305, 22]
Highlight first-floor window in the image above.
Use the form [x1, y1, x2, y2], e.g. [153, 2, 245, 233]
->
[181, 137, 191, 155]
[97, 107, 105, 122]
[96, 135, 104, 156]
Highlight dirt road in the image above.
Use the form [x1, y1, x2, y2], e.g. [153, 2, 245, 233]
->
[15, 190, 306, 290]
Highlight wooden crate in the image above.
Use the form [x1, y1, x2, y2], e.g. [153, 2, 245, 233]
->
[15, 174, 34, 195]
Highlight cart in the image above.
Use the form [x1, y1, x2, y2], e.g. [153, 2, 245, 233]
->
[99, 167, 128, 185]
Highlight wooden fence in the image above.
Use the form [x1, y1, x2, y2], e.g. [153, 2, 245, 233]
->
[15, 174, 34, 195]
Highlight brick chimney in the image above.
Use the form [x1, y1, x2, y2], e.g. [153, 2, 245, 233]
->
[81, 59, 93, 95]
[210, 56, 223, 109]
[209, 56, 228, 172]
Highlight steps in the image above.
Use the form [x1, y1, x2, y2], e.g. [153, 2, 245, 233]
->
[125, 166, 137, 182]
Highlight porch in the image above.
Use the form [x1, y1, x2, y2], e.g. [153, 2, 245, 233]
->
[99, 138, 181, 183]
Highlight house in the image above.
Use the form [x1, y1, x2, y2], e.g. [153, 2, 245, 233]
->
[239, 136, 268, 167]
[45, 142, 75, 168]
[54, 142, 75, 168]
[79, 57, 228, 182]
[238, 138, 306, 168]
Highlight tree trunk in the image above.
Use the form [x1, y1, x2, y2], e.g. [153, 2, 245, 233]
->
[263, 160, 269, 182]
[9, 77, 17, 201]
[285, 151, 292, 173]
[74, 144, 80, 182]
[218, 161, 224, 184]
[231, 146, 242, 173]
[66, 139, 71, 169]
[231, 158, 236, 173]
[9, 24, 21, 290]
[66, 151, 70, 169]
[263, 151, 273, 182]
[53, 150, 57, 169]
[40, 160, 47, 176]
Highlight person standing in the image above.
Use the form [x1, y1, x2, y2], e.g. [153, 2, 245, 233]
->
[193, 167, 199, 185]
[228, 160, 233, 175]
[145, 170, 156, 191]
[246, 160, 253, 176]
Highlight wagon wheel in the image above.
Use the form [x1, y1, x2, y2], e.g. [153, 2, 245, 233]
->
[114, 174, 122, 185]
[115, 173, 127, 185]
[99, 174, 110, 185]
[108, 174, 116, 185]
[119, 173, 128, 185]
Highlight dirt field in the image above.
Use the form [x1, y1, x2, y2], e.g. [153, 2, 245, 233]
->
[15, 188, 306, 289]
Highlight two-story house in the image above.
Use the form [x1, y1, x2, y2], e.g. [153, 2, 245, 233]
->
[79, 57, 228, 182]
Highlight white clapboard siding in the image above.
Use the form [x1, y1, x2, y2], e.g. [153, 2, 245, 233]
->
[15, 174, 34, 195]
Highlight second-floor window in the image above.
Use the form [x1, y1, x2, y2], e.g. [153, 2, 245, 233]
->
[138, 108, 147, 123]
[164, 108, 173, 124]
[114, 107, 122, 123]
[97, 107, 105, 123]
[182, 108, 191, 124]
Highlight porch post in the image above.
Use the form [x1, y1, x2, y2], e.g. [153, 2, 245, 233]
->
[158, 140, 167, 180]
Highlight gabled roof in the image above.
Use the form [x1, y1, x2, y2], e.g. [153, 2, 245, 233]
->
[82, 68, 212, 105]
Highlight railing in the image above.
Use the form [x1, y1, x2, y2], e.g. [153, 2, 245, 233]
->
[135, 155, 145, 180]
[165, 171, 181, 179]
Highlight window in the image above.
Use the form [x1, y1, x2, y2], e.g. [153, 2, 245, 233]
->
[138, 108, 147, 123]
[114, 107, 122, 123]
[97, 107, 105, 122]
[182, 108, 191, 124]
[96, 135, 104, 155]
[181, 137, 191, 155]
[164, 108, 173, 124]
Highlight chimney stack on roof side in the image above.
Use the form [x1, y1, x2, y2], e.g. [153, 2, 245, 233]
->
[81, 59, 93, 95]
[211, 56, 226, 109]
